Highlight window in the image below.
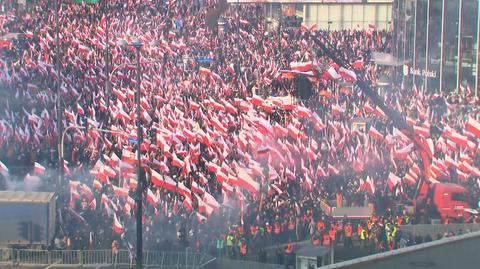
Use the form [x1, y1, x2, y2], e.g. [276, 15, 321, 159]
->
[451, 192, 468, 203]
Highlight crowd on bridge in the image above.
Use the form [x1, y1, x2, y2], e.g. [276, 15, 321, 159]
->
[1, 0, 480, 265]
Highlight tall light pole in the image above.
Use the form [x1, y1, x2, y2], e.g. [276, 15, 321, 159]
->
[55, 0, 63, 189]
[132, 38, 144, 269]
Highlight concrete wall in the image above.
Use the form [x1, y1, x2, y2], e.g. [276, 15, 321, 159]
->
[400, 223, 480, 239]
[319, 230, 480, 269]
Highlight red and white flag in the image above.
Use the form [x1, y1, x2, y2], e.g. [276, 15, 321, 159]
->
[466, 117, 480, 139]
[113, 214, 124, 234]
[0, 161, 8, 174]
[235, 167, 259, 194]
[339, 67, 357, 82]
[387, 172, 402, 190]
[146, 188, 159, 206]
[34, 162, 46, 174]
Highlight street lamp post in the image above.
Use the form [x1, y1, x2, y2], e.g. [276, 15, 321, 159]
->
[131, 38, 144, 269]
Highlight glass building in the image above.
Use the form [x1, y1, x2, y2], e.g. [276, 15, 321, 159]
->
[394, 0, 480, 95]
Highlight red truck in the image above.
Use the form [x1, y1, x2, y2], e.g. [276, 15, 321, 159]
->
[416, 182, 470, 222]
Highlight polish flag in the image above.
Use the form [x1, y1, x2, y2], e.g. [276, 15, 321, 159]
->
[112, 185, 129, 198]
[393, 143, 414, 160]
[151, 170, 177, 192]
[0, 161, 9, 174]
[93, 179, 102, 191]
[387, 172, 402, 190]
[250, 95, 264, 106]
[403, 173, 417, 186]
[113, 214, 124, 234]
[77, 103, 85, 115]
[364, 102, 375, 114]
[191, 181, 204, 194]
[172, 154, 185, 168]
[203, 192, 220, 210]
[235, 167, 259, 194]
[183, 195, 193, 211]
[146, 188, 159, 206]
[364, 176, 376, 194]
[352, 60, 364, 70]
[122, 149, 137, 164]
[325, 66, 340, 80]
[413, 125, 430, 137]
[447, 131, 469, 149]
[177, 182, 192, 199]
[371, 107, 385, 121]
[34, 162, 46, 174]
[196, 213, 207, 222]
[316, 165, 327, 177]
[466, 117, 480, 139]
[368, 126, 384, 141]
[339, 67, 357, 82]
[328, 164, 339, 175]
[216, 170, 228, 183]
[78, 44, 91, 56]
[239, 19, 250, 25]
[445, 155, 458, 169]
[199, 67, 212, 77]
[290, 61, 313, 72]
[227, 63, 235, 74]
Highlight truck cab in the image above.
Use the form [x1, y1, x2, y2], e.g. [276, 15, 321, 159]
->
[430, 183, 470, 222]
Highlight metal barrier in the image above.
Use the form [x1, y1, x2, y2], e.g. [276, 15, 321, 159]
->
[0, 248, 215, 268]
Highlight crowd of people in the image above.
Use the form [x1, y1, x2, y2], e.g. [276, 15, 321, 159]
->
[1, 0, 480, 265]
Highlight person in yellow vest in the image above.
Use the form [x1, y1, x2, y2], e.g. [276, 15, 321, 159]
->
[226, 233, 235, 258]
[360, 225, 368, 248]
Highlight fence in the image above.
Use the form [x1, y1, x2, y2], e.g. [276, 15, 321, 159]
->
[0, 248, 215, 268]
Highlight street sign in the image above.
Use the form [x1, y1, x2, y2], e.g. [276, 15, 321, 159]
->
[128, 137, 138, 144]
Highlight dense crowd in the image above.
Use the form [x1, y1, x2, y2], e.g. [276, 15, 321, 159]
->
[1, 0, 480, 265]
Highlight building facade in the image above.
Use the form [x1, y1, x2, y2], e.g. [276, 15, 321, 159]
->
[394, 0, 480, 95]
[228, 1, 393, 31]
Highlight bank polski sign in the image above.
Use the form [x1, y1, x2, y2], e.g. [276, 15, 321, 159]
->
[404, 65, 437, 78]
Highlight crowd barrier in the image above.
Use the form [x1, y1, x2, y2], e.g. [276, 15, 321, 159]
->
[0, 248, 215, 268]
[400, 223, 480, 239]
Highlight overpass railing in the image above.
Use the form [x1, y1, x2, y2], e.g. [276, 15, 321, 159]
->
[0, 248, 215, 268]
